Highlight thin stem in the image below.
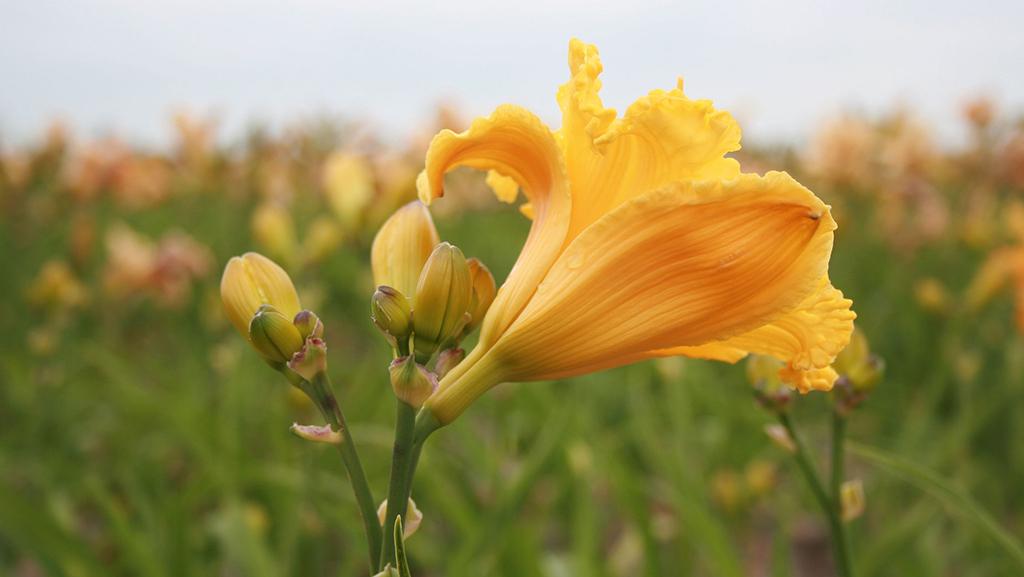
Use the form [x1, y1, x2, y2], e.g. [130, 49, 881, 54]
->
[378, 399, 417, 571]
[831, 407, 853, 575]
[301, 373, 382, 571]
[777, 412, 853, 577]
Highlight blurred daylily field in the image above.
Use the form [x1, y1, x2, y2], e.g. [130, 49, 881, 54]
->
[3, 98, 1024, 577]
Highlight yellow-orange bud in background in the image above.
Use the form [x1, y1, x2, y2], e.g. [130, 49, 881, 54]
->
[412, 242, 472, 360]
[371, 201, 439, 298]
[251, 203, 297, 265]
[302, 216, 344, 266]
[323, 152, 375, 228]
[840, 479, 866, 522]
[221, 252, 301, 338]
[464, 258, 496, 337]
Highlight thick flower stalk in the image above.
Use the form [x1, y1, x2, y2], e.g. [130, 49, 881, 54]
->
[415, 39, 856, 431]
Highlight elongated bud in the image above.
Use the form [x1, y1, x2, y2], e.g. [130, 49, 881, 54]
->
[464, 258, 496, 336]
[371, 567, 400, 577]
[434, 347, 465, 379]
[371, 201, 440, 297]
[413, 242, 472, 359]
[221, 252, 301, 338]
[293, 310, 324, 340]
[249, 305, 305, 363]
[371, 286, 412, 347]
[288, 337, 328, 381]
[389, 356, 437, 409]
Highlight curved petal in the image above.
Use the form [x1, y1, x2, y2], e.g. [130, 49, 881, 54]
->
[653, 278, 856, 392]
[418, 105, 572, 350]
[485, 171, 837, 382]
[556, 41, 743, 240]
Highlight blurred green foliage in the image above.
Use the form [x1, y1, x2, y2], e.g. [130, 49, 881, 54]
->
[1, 115, 1024, 577]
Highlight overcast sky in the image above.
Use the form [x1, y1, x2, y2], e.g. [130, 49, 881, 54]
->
[2, 0, 1022, 148]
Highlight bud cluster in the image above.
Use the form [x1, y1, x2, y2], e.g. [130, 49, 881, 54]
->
[369, 202, 497, 407]
[220, 252, 328, 381]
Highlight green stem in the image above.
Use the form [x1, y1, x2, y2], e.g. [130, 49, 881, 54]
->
[777, 412, 853, 577]
[378, 399, 417, 571]
[831, 407, 853, 575]
[301, 373, 382, 571]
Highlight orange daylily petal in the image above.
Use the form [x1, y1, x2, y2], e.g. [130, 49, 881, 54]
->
[418, 105, 572, 350]
[557, 40, 743, 240]
[653, 278, 856, 392]
[489, 171, 835, 382]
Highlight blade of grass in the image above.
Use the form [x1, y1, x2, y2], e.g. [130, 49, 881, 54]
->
[848, 442, 1024, 570]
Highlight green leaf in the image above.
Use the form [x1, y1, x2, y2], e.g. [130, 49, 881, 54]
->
[395, 516, 412, 577]
[849, 442, 1024, 570]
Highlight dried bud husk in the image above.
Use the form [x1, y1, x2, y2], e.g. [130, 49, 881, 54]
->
[371, 201, 439, 298]
[290, 422, 343, 445]
[434, 347, 465, 379]
[389, 356, 437, 409]
[463, 257, 496, 337]
[377, 498, 423, 539]
[763, 424, 797, 454]
[288, 337, 328, 381]
[293, 310, 324, 340]
[371, 286, 412, 347]
[249, 304, 305, 364]
[221, 252, 301, 338]
[412, 242, 472, 360]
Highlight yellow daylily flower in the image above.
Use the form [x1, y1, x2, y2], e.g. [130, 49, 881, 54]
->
[417, 39, 855, 427]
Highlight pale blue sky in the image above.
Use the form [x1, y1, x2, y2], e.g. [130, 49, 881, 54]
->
[2, 0, 1022, 147]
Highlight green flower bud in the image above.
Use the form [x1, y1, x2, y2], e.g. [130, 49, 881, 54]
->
[412, 242, 472, 360]
[389, 356, 437, 409]
[746, 355, 791, 412]
[371, 286, 412, 347]
[293, 310, 324, 340]
[249, 304, 305, 364]
[834, 327, 884, 393]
